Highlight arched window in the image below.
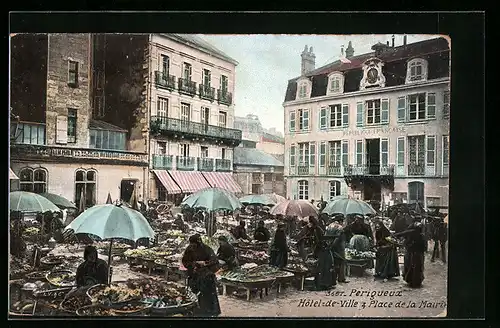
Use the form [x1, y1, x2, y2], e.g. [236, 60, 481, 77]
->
[298, 180, 309, 200]
[329, 180, 341, 200]
[406, 58, 428, 83]
[75, 169, 97, 208]
[19, 167, 48, 193]
[328, 72, 344, 94]
[408, 181, 425, 205]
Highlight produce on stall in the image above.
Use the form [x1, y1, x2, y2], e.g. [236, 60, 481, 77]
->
[46, 270, 76, 287]
[76, 305, 116, 316]
[219, 264, 293, 283]
[237, 249, 269, 264]
[87, 284, 142, 304]
[60, 294, 92, 313]
[345, 249, 376, 260]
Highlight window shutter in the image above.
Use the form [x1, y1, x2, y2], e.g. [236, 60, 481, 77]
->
[56, 115, 68, 144]
[380, 138, 389, 166]
[356, 102, 364, 127]
[443, 90, 450, 118]
[289, 111, 296, 132]
[290, 145, 296, 166]
[341, 181, 348, 196]
[381, 98, 389, 124]
[397, 96, 406, 122]
[303, 109, 310, 131]
[426, 93, 436, 119]
[309, 142, 316, 166]
[355, 140, 363, 165]
[319, 107, 327, 130]
[319, 142, 326, 167]
[341, 140, 348, 167]
[342, 104, 349, 127]
[426, 135, 436, 166]
[291, 182, 298, 200]
[397, 137, 405, 166]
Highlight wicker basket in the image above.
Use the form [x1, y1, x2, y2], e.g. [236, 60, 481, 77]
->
[76, 304, 115, 316]
[46, 270, 76, 288]
[108, 301, 151, 316]
[87, 284, 141, 305]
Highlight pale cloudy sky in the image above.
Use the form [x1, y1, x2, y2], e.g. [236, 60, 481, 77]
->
[199, 34, 441, 133]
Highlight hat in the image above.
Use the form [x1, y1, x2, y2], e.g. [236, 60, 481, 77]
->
[189, 234, 202, 244]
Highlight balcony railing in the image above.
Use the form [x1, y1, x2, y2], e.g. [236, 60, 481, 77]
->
[344, 165, 395, 176]
[10, 144, 148, 166]
[215, 159, 232, 172]
[252, 175, 263, 183]
[408, 164, 425, 176]
[327, 165, 342, 176]
[150, 116, 242, 143]
[198, 157, 214, 171]
[176, 156, 196, 171]
[199, 84, 215, 101]
[154, 71, 176, 90]
[178, 78, 197, 96]
[217, 89, 233, 105]
[152, 154, 173, 169]
[297, 165, 312, 176]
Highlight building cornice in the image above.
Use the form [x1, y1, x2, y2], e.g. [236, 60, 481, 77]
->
[282, 77, 450, 107]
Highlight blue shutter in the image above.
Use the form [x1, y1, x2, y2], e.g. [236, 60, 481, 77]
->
[319, 107, 327, 130]
[341, 140, 348, 167]
[309, 142, 316, 167]
[381, 98, 389, 124]
[356, 102, 364, 127]
[426, 93, 436, 119]
[397, 96, 406, 122]
[319, 142, 326, 166]
[342, 104, 349, 127]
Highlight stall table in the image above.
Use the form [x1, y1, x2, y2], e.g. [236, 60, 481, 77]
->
[345, 258, 374, 277]
[282, 268, 315, 291]
[219, 271, 294, 301]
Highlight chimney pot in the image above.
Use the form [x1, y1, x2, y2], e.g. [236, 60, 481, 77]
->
[309, 46, 313, 53]
[392, 35, 395, 47]
[403, 35, 407, 46]
[341, 44, 344, 57]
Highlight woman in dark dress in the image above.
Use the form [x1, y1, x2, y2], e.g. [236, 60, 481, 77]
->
[394, 223, 426, 288]
[330, 215, 349, 283]
[374, 221, 400, 281]
[75, 246, 109, 287]
[314, 233, 336, 290]
[253, 220, 271, 242]
[217, 236, 239, 270]
[269, 223, 288, 268]
[182, 234, 221, 317]
[296, 217, 324, 260]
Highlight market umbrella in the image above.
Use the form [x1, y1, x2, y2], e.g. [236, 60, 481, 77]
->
[39, 193, 77, 210]
[65, 204, 155, 283]
[181, 187, 242, 212]
[9, 191, 61, 213]
[239, 194, 276, 206]
[265, 193, 286, 204]
[321, 197, 376, 216]
[269, 200, 319, 218]
[106, 192, 113, 204]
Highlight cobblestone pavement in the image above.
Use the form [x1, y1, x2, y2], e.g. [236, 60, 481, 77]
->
[218, 247, 447, 318]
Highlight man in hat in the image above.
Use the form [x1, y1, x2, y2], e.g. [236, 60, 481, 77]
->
[330, 215, 349, 283]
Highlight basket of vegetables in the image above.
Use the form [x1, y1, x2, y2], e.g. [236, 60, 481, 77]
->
[87, 284, 142, 305]
[9, 300, 37, 316]
[46, 270, 76, 287]
[26, 270, 51, 281]
[149, 294, 197, 316]
[59, 294, 92, 315]
[76, 304, 116, 316]
[107, 300, 151, 316]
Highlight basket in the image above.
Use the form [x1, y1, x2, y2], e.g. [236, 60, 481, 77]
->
[40, 256, 64, 267]
[26, 270, 51, 281]
[76, 304, 115, 316]
[59, 297, 91, 316]
[107, 300, 151, 316]
[87, 284, 141, 305]
[46, 270, 76, 287]
[149, 292, 197, 316]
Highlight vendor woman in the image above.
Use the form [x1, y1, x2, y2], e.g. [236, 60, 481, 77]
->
[217, 235, 239, 270]
[253, 220, 271, 242]
[75, 245, 109, 287]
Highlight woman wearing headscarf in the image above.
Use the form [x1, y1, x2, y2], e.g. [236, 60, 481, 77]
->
[374, 220, 400, 281]
[217, 236, 239, 270]
[314, 229, 336, 290]
[75, 245, 109, 287]
[344, 214, 373, 252]
[295, 216, 324, 261]
[394, 223, 426, 288]
[182, 234, 221, 317]
[329, 215, 349, 283]
[253, 220, 271, 242]
[269, 223, 288, 268]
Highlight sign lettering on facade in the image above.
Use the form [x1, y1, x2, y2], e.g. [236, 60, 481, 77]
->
[342, 126, 406, 137]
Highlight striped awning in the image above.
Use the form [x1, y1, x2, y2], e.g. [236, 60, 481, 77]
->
[168, 170, 211, 194]
[201, 172, 242, 194]
[152, 170, 182, 194]
[9, 168, 19, 180]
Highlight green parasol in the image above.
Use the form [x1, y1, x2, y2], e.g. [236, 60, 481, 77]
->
[239, 194, 276, 206]
[321, 197, 376, 216]
[181, 187, 242, 211]
[9, 191, 61, 213]
[39, 193, 77, 209]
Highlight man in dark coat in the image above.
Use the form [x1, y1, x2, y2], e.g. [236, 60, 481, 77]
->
[76, 245, 109, 287]
[430, 217, 447, 263]
[232, 221, 250, 241]
[217, 236, 238, 270]
[253, 220, 271, 242]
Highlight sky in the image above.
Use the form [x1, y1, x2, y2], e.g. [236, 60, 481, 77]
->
[198, 34, 441, 133]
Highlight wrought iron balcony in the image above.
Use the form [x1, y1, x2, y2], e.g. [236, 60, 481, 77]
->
[176, 156, 196, 171]
[408, 164, 425, 176]
[327, 165, 342, 176]
[150, 116, 242, 146]
[152, 154, 173, 169]
[199, 84, 215, 101]
[215, 159, 232, 172]
[344, 165, 395, 176]
[297, 165, 312, 176]
[217, 89, 233, 105]
[10, 144, 148, 166]
[198, 157, 214, 171]
[154, 71, 176, 90]
[178, 78, 197, 96]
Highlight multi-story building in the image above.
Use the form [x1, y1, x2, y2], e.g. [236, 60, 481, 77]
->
[9, 34, 149, 207]
[283, 36, 450, 208]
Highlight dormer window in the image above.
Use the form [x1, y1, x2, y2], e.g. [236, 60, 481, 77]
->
[296, 79, 311, 99]
[327, 72, 344, 94]
[406, 58, 428, 83]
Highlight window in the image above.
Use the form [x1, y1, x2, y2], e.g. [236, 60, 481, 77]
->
[201, 146, 209, 158]
[203, 69, 211, 87]
[442, 135, 449, 167]
[356, 102, 364, 127]
[75, 169, 97, 208]
[67, 109, 77, 143]
[90, 130, 126, 150]
[157, 97, 168, 118]
[329, 76, 341, 93]
[13, 122, 46, 145]
[341, 141, 348, 167]
[180, 103, 191, 121]
[180, 144, 190, 157]
[289, 111, 296, 132]
[381, 138, 389, 166]
[220, 75, 228, 92]
[298, 109, 309, 131]
[319, 108, 327, 130]
[160, 55, 170, 75]
[329, 180, 341, 200]
[158, 186, 167, 201]
[68, 60, 79, 87]
[183, 63, 192, 81]
[408, 93, 426, 121]
[319, 142, 326, 167]
[298, 143, 309, 166]
[298, 180, 309, 200]
[298, 82, 308, 98]
[408, 135, 425, 166]
[366, 99, 381, 125]
[426, 197, 440, 207]
[264, 173, 273, 182]
[309, 143, 316, 166]
[290, 145, 296, 166]
[426, 135, 436, 167]
[157, 142, 167, 155]
[407, 58, 428, 82]
[397, 96, 406, 122]
[201, 107, 210, 125]
[408, 181, 425, 205]
[19, 168, 47, 193]
[392, 192, 408, 204]
[218, 111, 227, 127]
[397, 137, 405, 166]
[329, 141, 341, 167]
[355, 140, 363, 165]
[443, 90, 450, 118]
[221, 148, 226, 159]
[329, 105, 342, 128]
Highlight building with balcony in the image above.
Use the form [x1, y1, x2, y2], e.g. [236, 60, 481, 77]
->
[10, 34, 149, 207]
[283, 37, 450, 208]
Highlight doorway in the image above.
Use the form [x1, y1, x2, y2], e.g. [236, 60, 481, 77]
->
[363, 178, 382, 204]
[120, 179, 138, 203]
[365, 138, 380, 175]
[408, 181, 425, 205]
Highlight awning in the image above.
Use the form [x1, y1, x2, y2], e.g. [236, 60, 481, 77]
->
[168, 170, 211, 194]
[201, 172, 242, 194]
[10, 168, 19, 180]
[152, 170, 182, 194]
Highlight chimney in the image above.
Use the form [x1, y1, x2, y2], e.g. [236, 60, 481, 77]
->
[341, 44, 344, 57]
[301, 44, 316, 75]
[403, 35, 407, 46]
[345, 41, 354, 58]
[392, 35, 395, 47]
